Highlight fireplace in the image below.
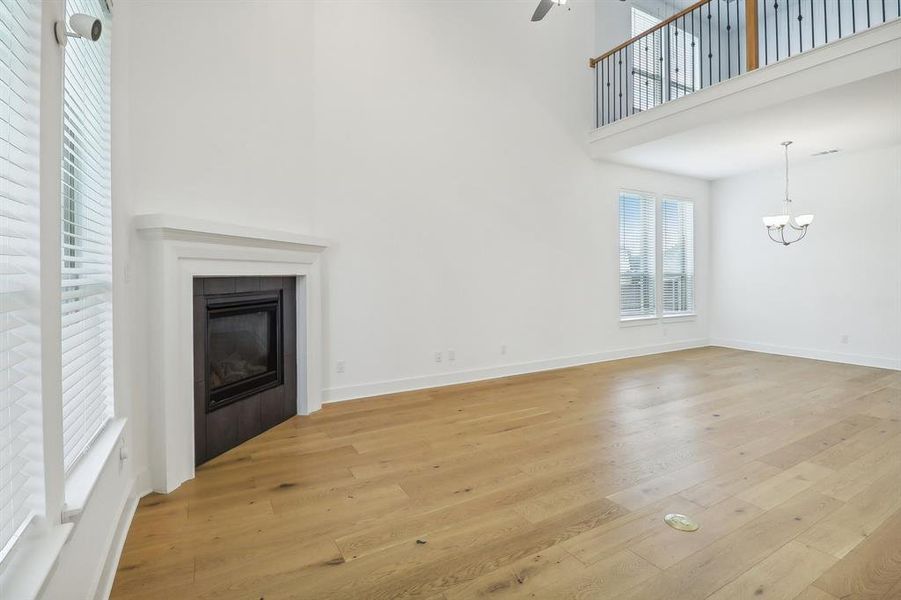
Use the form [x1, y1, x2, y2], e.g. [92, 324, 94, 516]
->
[193, 277, 297, 465]
[206, 291, 283, 411]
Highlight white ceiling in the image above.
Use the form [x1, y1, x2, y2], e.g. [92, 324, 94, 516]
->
[604, 69, 901, 180]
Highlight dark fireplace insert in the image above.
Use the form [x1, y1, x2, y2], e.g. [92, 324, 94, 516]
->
[206, 291, 283, 411]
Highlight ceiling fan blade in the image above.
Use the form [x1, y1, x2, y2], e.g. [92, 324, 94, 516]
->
[531, 0, 555, 21]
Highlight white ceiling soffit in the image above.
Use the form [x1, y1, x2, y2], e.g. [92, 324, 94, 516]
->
[587, 19, 901, 180]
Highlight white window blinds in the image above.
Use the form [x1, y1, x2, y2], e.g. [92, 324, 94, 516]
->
[662, 198, 694, 315]
[0, 0, 43, 560]
[61, 0, 113, 472]
[619, 192, 656, 319]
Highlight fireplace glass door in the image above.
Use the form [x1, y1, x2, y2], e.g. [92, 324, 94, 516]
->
[206, 292, 283, 411]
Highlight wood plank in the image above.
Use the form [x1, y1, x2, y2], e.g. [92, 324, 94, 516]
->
[705, 540, 836, 600]
[813, 509, 901, 599]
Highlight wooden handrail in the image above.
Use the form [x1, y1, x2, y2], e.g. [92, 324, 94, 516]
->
[589, 0, 710, 68]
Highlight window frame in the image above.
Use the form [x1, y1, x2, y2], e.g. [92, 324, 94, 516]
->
[618, 190, 658, 322]
[59, 0, 115, 476]
[617, 190, 696, 326]
[661, 196, 695, 317]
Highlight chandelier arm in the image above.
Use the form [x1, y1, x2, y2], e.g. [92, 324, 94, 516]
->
[782, 225, 808, 246]
[767, 228, 782, 244]
[784, 142, 790, 202]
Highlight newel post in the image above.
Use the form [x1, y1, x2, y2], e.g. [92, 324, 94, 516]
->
[746, 0, 759, 71]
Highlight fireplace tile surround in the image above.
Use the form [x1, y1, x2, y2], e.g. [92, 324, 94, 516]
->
[193, 276, 297, 465]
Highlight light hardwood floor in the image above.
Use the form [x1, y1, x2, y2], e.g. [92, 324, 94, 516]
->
[111, 347, 901, 599]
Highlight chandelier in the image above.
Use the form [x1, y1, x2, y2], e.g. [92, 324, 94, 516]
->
[762, 141, 814, 246]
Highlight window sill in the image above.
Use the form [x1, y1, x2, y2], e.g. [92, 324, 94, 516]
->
[0, 522, 72, 600]
[662, 313, 697, 322]
[620, 313, 697, 327]
[62, 418, 127, 523]
[619, 315, 659, 327]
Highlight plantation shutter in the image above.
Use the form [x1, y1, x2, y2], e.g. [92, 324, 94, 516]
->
[61, 0, 113, 471]
[0, 0, 43, 560]
[661, 198, 694, 315]
[619, 192, 656, 319]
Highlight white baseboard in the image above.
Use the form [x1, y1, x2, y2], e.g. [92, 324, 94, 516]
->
[323, 339, 710, 403]
[710, 338, 901, 371]
[93, 469, 151, 600]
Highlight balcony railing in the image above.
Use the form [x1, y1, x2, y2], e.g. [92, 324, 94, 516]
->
[590, 0, 901, 128]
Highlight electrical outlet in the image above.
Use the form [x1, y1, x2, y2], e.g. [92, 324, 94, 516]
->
[840, 335, 849, 344]
[500, 344, 507, 356]
[448, 349, 456, 362]
[434, 351, 442, 363]
[336, 360, 345, 374]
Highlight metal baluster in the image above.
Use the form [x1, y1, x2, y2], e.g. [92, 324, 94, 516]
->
[786, 0, 792, 56]
[600, 59, 605, 126]
[611, 54, 616, 122]
[811, 0, 816, 47]
[680, 14, 684, 94]
[726, 0, 732, 78]
[708, 2, 714, 85]
[672, 23, 679, 99]
[737, 0, 742, 73]
[717, 0, 722, 82]
[852, 0, 857, 32]
[644, 38, 650, 112]
[799, 0, 804, 52]
[618, 50, 623, 121]
[774, 1, 780, 61]
[822, 0, 827, 43]
[763, 0, 769, 64]
[832, 0, 840, 41]
[660, 28, 666, 105]
[595, 63, 599, 127]
[692, 9, 697, 90]
[607, 57, 612, 124]
[867, 0, 871, 27]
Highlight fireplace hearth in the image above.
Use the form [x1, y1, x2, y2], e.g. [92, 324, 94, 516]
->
[193, 276, 297, 465]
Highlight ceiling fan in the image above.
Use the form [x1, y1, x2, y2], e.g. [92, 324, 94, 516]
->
[531, 0, 567, 22]
[531, 0, 624, 22]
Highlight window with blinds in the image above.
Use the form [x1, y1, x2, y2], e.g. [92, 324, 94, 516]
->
[61, 0, 113, 472]
[0, 0, 43, 560]
[619, 192, 656, 319]
[662, 198, 695, 315]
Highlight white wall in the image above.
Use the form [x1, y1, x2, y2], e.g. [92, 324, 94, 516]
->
[119, 0, 710, 405]
[710, 145, 901, 369]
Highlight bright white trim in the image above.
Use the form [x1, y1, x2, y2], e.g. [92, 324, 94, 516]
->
[662, 313, 697, 322]
[619, 316, 659, 327]
[92, 472, 149, 600]
[710, 338, 901, 371]
[62, 418, 127, 523]
[323, 339, 710, 403]
[0, 523, 73, 600]
[133, 214, 329, 250]
[137, 215, 328, 493]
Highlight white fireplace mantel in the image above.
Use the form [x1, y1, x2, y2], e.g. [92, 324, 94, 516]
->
[136, 214, 329, 493]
